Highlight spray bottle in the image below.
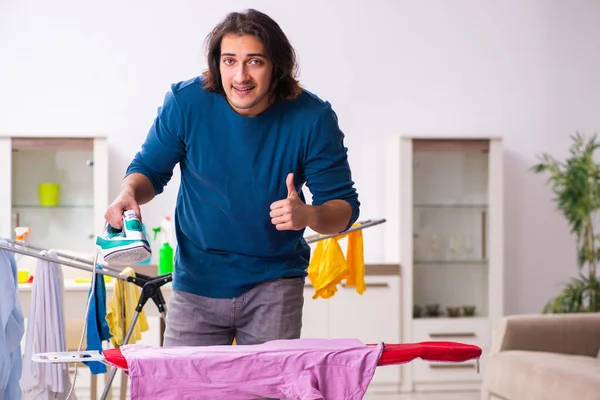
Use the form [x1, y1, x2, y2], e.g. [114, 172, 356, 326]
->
[15, 226, 31, 242]
[152, 217, 174, 275]
[14, 227, 32, 282]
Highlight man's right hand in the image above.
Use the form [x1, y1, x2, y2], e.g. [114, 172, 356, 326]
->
[104, 190, 141, 229]
[104, 173, 155, 229]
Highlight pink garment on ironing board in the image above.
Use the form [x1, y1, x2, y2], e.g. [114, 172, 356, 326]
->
[120, 338, 384, 400]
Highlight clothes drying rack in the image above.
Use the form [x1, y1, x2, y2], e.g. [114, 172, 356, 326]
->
[0, 218, 386, 399]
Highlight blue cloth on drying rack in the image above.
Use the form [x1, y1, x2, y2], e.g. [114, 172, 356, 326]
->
[83, 266, 112, 374]
[0, 244, 25, 400]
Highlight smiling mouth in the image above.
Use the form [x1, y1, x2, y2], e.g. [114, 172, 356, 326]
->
[233, 85, 255, 92]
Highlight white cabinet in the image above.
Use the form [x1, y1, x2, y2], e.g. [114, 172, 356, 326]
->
[302, 274, 402, 390]
[300, 285, 330, 339]
[0, 135, 109, 260]
[328, 276, 401, 387]
[411, 317, 488, 387]
[384, 137, 503, 392]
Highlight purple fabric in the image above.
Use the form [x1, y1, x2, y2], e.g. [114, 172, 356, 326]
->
[121, 338, 384, 400]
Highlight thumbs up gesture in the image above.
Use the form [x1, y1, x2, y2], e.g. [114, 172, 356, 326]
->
[270, 173, 313, 231]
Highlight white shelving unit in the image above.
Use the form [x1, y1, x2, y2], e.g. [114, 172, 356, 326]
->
[384, 136, 504, 392]
[0, 134, 109, 259]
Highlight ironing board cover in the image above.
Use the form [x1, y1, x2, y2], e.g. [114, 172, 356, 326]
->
[102, 341, 482, 370]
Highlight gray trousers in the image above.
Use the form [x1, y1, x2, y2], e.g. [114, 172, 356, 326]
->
[164, 277, 305, 346]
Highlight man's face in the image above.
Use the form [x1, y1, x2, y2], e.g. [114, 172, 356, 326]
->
[220, 34, 273, 117]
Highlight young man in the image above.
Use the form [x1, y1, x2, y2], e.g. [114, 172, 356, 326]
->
[104, 9, 359, 346]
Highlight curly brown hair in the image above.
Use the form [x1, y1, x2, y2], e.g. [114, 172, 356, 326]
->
[202, 9, 302, 101]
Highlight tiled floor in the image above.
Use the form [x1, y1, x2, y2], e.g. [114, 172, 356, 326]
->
[365, 391, 480, 399]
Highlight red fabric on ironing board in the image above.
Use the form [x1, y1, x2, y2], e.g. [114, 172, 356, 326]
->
[104, 348, 128, 370]
[375, 342, 482, 365]
[102, 341, 481, 370]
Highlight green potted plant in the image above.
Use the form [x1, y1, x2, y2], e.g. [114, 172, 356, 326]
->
[532, 133, 600, 313]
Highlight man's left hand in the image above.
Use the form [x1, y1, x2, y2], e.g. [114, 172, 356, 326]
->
[270, 173, 314, 231]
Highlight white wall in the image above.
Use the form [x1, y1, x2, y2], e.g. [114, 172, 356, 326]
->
[1, 0, 599, 315]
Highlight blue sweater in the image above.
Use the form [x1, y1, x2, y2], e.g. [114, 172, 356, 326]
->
[126, 76, 360, 298]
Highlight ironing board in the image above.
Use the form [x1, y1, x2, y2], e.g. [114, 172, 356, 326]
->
[34, 340, 482, 370]
[34, 340, 482, 399]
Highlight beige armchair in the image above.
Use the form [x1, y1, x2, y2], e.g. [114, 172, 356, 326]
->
[481, 313, 600, 400]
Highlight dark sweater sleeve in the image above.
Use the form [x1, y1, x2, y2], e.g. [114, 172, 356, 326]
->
[304, 103, 360, 232]
[125, 87, 185, 195]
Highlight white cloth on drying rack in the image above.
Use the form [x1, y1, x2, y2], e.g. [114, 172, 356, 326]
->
[0, 242, 25, 400]
[20, 250, 77, 400]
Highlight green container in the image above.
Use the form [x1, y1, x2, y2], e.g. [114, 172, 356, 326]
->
[158, 242, 174, 275]
[38, 183, 60, 206]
